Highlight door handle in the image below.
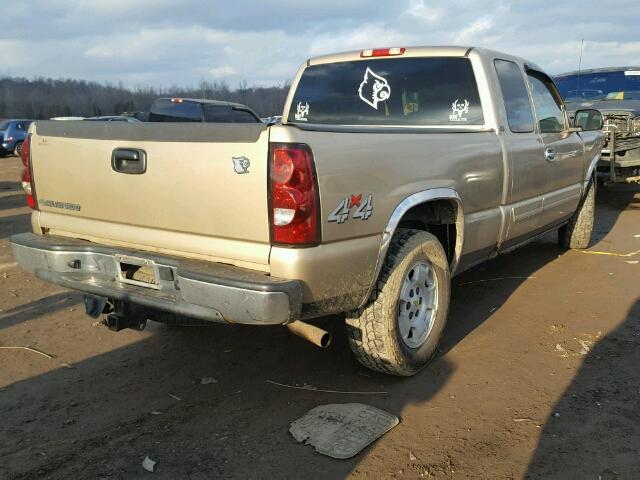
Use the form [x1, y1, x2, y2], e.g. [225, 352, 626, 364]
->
[112, 148, 147, 174]
[545, 147, 557, 162]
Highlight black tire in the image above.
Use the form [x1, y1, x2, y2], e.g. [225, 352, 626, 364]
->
[558, 180, 595, 249]
[13, 141, 23, 157]
[346, 229, 451, 376]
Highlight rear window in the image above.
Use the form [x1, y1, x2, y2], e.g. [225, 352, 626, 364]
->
[0, 121, 10, 130]
[288, 57, 484, 126]
[148, 99, 203, 122]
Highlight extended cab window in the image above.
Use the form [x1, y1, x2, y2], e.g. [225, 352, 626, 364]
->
[288, 57, 484, 126]
[527, 72, 566, 133]
[494, 59, 534, 133]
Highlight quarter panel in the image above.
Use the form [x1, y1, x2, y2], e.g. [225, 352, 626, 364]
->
[270, 126, 504, 248]
[270, 234, 380, 308]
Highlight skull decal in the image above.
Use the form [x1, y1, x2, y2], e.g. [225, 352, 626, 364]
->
[294, 102, 310, 121]
[449, 99, 470, 122]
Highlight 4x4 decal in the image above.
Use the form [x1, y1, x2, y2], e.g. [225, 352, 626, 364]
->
[328, 194, 373, 224]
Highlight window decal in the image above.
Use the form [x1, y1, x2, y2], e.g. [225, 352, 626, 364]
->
[449, 99, 469, 122]
[358, 68, 391, 110]
[294, 102, 310, 121]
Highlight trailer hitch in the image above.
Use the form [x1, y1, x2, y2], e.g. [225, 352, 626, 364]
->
[83, 295, 147, 332]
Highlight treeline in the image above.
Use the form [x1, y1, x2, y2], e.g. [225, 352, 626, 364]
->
[0, 77, 291, 119]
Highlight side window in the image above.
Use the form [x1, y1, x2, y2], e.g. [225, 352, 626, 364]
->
[233, 110, 259, 123]
[203, 105, 233, 123]
[527, 72, 566, 133]
[494, 59, 534, 133]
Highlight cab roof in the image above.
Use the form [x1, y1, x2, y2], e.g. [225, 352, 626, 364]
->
[306, 46, 542, 72]
[156, 98, 252, 109]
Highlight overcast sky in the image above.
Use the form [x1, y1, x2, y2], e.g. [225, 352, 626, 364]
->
[3, 0, 640, 88]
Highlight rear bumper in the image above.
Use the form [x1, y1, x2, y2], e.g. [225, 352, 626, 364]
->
[10, 233, 302, 325]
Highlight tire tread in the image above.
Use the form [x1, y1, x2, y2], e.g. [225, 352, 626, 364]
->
[346, 229, 448, 376]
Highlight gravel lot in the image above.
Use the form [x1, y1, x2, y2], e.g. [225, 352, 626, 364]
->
[1, 153, 639, 479]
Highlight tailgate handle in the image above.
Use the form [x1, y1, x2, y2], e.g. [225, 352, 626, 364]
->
[112, 148, 147, 174]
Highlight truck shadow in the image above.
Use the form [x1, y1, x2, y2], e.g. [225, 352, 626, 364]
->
[0, 292, 81, 332]
[0, 186, 637, 478]
[0, 213, 31, 239]
[0, 311, 454, 479]
[0, 194, 27, 212]
[0, 236, 602, 478]
[525, 299, 640, 479]
[0, 181, 22, 192]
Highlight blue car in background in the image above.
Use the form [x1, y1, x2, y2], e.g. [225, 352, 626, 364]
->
[0, 119, 34, 156]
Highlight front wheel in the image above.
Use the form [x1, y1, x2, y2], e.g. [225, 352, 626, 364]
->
[346, 229, 450, 377]
[558, 180, 595, 249]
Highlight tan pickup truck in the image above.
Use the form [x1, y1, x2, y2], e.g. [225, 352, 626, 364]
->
[12, 46, 604, 376]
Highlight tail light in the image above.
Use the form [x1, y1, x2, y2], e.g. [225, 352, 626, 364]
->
[269, 143, 319, 245]
[20, 134, 37, 209]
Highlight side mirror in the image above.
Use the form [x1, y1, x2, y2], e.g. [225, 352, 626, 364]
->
[574, 109, 604, 131]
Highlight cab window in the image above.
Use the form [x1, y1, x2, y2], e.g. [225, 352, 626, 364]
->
[494, 59, 534, 133]
[527, 72, 566, 133]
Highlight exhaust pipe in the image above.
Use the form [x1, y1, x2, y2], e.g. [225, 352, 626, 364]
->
[286, 321, 332, 348]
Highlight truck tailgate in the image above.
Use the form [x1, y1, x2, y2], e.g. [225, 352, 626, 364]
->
[30, 121, 271, 268]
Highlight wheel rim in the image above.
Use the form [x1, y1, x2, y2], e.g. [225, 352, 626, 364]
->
[397, 261, 438, 349]
[15, 143, 21, 155]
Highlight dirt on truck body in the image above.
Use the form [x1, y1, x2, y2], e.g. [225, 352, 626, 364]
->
[11, 46, 604, 376]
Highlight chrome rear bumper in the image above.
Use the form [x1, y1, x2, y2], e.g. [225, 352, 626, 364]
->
[10, 233, 301, 325]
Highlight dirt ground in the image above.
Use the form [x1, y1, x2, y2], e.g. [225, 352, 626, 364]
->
[1, 152, 639, 479]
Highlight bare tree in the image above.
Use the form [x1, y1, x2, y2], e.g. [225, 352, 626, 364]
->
[0, 76, 291, 119]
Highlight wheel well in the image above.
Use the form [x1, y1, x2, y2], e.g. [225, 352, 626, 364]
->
[396, 199, 459, 265]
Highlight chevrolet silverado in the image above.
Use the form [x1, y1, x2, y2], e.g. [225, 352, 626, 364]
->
[11, 46, 604, 376]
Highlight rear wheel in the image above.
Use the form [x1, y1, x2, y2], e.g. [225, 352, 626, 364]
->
[13, 141, 23, 157]
[346, 229, 450, 376]
[558, 180, 595, 249]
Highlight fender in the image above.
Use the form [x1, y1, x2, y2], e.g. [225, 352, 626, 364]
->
[584, 153, 601, 189]
[357, 188, 465, 310]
